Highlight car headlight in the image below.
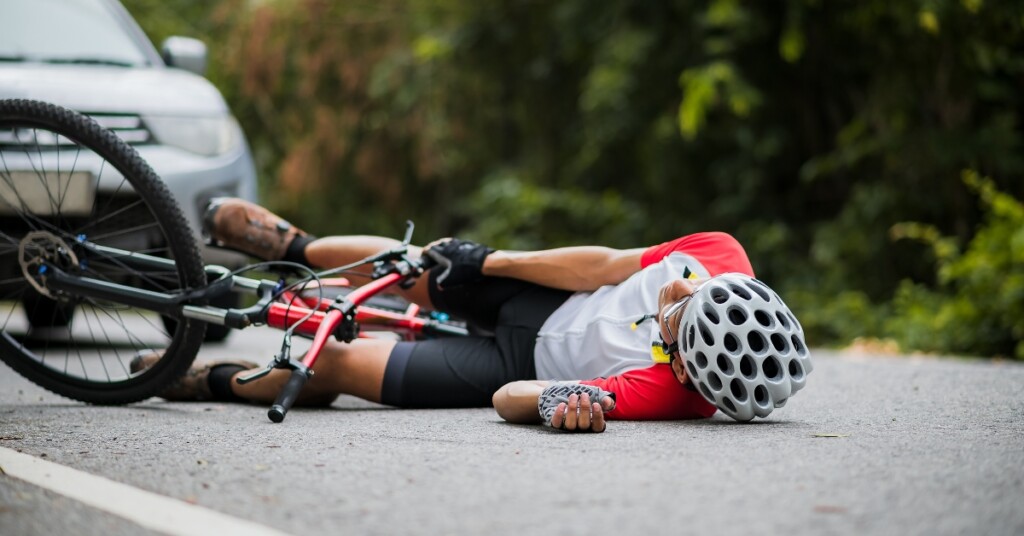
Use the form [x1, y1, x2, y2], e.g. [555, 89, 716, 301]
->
[144, 115, 240, 157]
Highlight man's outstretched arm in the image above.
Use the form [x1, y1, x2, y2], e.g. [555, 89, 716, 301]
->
[482, 246, 645, 292]
[492, 380, 615, 433]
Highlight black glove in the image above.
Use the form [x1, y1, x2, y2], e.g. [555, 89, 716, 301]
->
[424, 238, 494, 288]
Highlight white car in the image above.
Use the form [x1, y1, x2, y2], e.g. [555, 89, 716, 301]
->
[0, 0, 258, 339]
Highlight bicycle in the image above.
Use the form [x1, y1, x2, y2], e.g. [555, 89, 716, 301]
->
[0, 99, 466, 422]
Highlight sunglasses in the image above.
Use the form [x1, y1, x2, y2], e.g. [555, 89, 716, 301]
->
[659, 294, 694, 359]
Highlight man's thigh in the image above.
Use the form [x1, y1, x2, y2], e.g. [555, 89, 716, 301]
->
[381, 337, 534, 408]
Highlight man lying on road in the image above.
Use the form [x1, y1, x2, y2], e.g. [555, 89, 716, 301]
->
[135, 199, 812, 432]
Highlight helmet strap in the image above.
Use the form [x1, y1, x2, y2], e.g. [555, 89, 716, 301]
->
[660, 339, 679, 361]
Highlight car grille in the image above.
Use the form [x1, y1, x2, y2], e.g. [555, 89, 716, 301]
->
[0, 113, 152, 147]
[89, 114, 152, 144]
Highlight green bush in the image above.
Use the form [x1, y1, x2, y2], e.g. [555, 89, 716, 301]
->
[887, 171, 1024, 358]
[785, 289, 886, 349]
[119, 1, 1024, 358]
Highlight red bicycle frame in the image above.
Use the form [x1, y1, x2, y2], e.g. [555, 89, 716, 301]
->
[266, 272, 432, 372]
[216, 243, 462, 423]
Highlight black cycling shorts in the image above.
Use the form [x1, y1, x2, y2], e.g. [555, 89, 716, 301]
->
[379, 270, 571, 408]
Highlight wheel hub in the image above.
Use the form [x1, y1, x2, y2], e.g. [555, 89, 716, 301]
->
[18, 230, 79, 299]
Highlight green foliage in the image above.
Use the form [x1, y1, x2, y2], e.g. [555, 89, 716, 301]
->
[887, 171, 1024, 358]
[786, 288, 887, 347]
[118, 0, 1024, 357]
[460, 171, 645, 251]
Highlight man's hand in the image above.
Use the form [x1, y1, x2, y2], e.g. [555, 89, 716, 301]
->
[537, 382, 616, 433]
[550, 392, 615, 433]
[423, 238, 494, 288]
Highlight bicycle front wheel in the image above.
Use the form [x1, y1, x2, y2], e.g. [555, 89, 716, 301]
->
[0, 99, 206, 404]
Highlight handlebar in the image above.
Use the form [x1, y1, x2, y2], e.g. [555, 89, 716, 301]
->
[260, 220, 449, 423]
[268, 368, 310, 423]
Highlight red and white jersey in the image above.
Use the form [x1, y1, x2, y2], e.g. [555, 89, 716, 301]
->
[532, 232, 754, 420]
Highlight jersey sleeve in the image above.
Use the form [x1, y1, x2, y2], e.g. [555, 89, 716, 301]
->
[580, 365, 717, 420]
[641, 232, 755, 277]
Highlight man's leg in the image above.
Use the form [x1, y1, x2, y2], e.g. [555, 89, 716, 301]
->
[223, 335, 520, 409]
[228, 338, 396, 405]
[206, 198, 435, 308]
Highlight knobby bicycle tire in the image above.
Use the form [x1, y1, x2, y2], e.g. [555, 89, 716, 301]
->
[0, 99, 206, 404]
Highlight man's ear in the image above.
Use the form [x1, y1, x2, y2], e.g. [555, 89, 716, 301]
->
[670, 357, 688, 384]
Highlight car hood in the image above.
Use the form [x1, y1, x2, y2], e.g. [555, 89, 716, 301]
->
[0, 64, 229, 117]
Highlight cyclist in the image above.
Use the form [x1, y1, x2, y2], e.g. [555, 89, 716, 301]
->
[135, 198, 811, 432]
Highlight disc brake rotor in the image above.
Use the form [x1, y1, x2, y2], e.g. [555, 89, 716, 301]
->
[18, 230, 79, 299]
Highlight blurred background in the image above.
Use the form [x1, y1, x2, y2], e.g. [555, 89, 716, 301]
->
[121, 0, 1023, 359]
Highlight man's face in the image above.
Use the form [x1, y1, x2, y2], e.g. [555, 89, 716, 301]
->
[657, 278, 698, 385]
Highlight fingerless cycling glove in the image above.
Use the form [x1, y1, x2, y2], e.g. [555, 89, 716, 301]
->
[425, 238, 494, 288]
[537, 382, 616, 427]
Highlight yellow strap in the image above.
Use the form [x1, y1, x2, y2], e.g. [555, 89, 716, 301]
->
[650, 343, 671, 364]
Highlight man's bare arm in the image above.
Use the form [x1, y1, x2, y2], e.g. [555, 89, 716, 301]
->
[482, 247, 645, 292]
[493, 380, 615, 432]
[492, 380, 549, 423]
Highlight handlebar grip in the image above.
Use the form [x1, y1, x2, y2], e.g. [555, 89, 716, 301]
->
[421, 249, 451, 281]
[267, 369, 309, 423]
[417, 252, 437, 271]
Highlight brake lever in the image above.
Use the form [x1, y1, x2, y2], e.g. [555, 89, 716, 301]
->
[236, 332, 311, 384]
[400, 220, 415, 246]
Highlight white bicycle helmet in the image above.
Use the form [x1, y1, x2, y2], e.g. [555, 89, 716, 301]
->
[678, 273, 812, 421]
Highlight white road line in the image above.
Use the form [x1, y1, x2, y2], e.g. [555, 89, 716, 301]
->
[0, 446, 294, 536]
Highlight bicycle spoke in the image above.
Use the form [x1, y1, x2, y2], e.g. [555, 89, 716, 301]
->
[87, 220, 162, 242]
[55, 143, 83, 226]
[82, 252, 180, 292]
[73, 197, 147, 236]
[26, 128, 62, 219]
[0, 163, 75, 239]
[1, 101, 205, 403]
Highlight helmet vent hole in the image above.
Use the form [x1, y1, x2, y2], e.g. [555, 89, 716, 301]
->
[698, 319, 714, 346]
[686, 361, 699, 379]
[754, 310, 774, 328]
[788, 359, 804, 380]
[729, 378, 747, 401]
[788, 311, 801, 331]
[701, 303, 720, 324]
[687, 325, 696, 350]
[722, 397, 737, 413]
[699, 382, 715, 402]
[754, 385, 769, 406]
[740, 355, 756, 379]
[710, 286, 729, 304]
[695, 351, 709, 369]
[771, 333, 789, 353]
[762, 355, 783, 381]
[728, 284, 752, 300]
[792, 334, 807, 356]
[747, 331, 767, 354]
[727, 307, 747, 326]
[724, 333, 740, 354]
[745, 280, 771, 301]
[776, 312, 791, 330]
[708, 371, 722, 391]
[716, 354, 734, 375]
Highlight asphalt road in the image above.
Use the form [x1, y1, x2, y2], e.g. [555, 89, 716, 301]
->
[1, 327, 1022, 536]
